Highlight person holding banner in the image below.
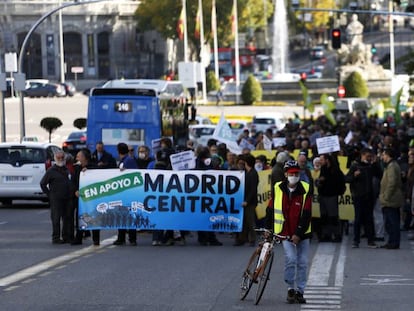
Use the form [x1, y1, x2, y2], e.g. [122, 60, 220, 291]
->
[316, 153, 346, 242]
[234, 154, 259, 247]
[195, 146, 223, 246]
[70, 148, 100, 246]
[113, 143, 138, 246]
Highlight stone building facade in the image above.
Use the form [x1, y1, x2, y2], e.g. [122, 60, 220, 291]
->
[0, 0, 169, 81]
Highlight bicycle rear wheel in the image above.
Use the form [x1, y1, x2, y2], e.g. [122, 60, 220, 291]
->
[254, 251, 274, 305]
[240, 249, 260, 300]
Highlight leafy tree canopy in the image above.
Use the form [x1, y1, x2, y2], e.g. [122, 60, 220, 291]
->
[135, 0, 273, 48]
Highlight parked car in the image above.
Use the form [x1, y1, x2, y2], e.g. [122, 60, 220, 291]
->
[62, 131, 87, 156]
[60, 81, 76, 96]
[194, 115, 213, 125]
[23, 80, 66, 97]
[188, 124, 216, 148]
[0, 142, 62, 205]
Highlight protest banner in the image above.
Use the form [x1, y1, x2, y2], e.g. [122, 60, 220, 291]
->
[78, 169, 245, 232]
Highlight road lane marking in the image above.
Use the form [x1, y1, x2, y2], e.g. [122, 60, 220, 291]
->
[0, 236, 116, 287]
[304, 237, 347, 310]
[335, 235, 347, 287]
[360, 274, 414, 286]
[307, 243, 336, 286]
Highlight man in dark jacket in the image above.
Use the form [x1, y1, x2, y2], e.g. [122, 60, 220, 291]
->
[234, 154, 259, 246]
[40, 150, 74, 244]
[316, 153, 346, 242]
[113, 143, 138, 246]
[91, 141, 117, 168]
[346, 148, 382, 248]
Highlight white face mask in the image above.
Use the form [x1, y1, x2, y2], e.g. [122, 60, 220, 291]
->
[55, 160, 65, 167]
[138, 152, 146, 159]
[254, 163, 263, 171]
[287, 176, 300, 185]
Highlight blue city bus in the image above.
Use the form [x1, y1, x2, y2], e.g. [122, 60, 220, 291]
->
[86, 86, 189, 159]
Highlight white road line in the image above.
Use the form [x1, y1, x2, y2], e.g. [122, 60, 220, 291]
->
[307, 243, 336, 286]
[0, 221, 8, 225]
[335, 235, 347, 287]
[0, 236, 116, 287]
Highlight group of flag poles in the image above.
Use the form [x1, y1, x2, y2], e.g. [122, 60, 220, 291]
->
[176, 1, 404, 123]
[177, 0, 240, 92]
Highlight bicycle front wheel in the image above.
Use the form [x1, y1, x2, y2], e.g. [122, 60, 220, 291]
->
[240, 249, 260, 300]
[254, 251, 274, 305]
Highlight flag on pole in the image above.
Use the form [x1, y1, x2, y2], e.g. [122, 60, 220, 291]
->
[393, 87, 403, 125]
[212, 113, 242, 154]
[195, 3, 201, 39]
[211, 0, 219, 80]
[232, 0, 240, 100]
[177, 5, 185, 40]
[299, 81, 314, 113]
[320, 93, 337, 126]
[231, 0, 237, 38]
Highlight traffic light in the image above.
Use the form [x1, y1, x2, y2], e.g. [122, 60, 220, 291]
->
[371, 44, 377, 55]
[331, 28, 341, 49]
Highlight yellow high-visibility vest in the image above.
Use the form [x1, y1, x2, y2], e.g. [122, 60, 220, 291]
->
[273, 181, 311, 234]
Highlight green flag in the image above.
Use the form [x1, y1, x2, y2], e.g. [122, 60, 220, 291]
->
[299, 81, 314, 113]
[393, 87, 403, 126]
[320, 93, 337, 126]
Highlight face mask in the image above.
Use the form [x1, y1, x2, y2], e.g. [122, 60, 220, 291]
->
[287, 176, 300, 185]
[55, 160, 65, 167]
[254, 163, 263, 171]
[138, 152, 146, 159]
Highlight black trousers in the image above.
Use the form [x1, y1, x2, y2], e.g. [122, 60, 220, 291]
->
[49, 196, 72, 242]
[116, 229, 136, 243]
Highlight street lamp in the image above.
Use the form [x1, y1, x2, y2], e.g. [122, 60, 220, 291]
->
[16, 0, 110, 141]
[152, 39, 156, 78]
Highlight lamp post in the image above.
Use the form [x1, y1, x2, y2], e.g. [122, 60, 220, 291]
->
[152, 39, 156, 78]
[16, 0, 110, 141]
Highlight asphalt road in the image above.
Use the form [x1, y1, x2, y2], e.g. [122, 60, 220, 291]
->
[1, 205, 414, 311]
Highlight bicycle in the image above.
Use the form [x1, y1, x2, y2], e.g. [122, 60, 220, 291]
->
[239, 228, 289, 305]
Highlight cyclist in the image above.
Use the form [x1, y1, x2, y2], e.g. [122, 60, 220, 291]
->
[266, 160, 312, 304]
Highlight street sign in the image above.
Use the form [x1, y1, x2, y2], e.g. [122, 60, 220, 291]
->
[4, 53, 18, 73]
[71, 66, 84, 73]
[337, 85, 346, 98]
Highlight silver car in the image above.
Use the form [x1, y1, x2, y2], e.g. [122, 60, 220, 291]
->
[0, 142, 62, 205]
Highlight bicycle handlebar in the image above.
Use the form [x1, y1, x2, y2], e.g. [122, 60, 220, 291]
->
[254, 228, 290, 241]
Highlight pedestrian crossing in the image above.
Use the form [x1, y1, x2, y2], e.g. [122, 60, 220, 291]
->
[301, 236, 347, 310]
[302, 286, 342, 310]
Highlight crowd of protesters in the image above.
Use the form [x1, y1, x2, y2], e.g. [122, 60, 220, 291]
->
[40, 109, 414, 248]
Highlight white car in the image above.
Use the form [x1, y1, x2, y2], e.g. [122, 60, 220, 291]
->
[0, 142, 62, 205]
[188, 124, 216, 147]
[250, 112, 287, 134]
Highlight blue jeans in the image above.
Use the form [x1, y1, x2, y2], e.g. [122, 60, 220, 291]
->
[382, 207, 400, 247]
[282, 239, 310, 294]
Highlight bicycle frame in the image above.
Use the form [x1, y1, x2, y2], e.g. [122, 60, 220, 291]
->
[239, 228, 288, 304]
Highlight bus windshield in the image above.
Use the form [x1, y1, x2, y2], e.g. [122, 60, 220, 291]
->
[87, 86, 189, 159]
